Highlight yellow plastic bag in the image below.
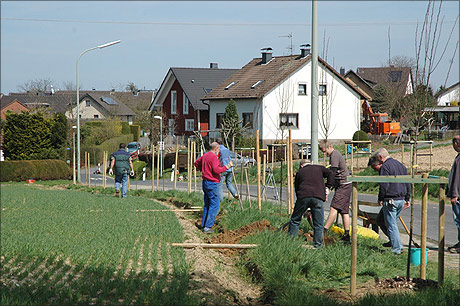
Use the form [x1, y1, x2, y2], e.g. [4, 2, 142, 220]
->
[330, 225, 379, 240]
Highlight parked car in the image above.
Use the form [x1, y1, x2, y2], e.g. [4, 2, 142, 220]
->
[296, 143, 311, 159]
[127, 142, 141, 159]
[229, 151, 256, 167]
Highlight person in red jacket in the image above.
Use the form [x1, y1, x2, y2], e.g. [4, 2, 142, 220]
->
[195, 142, 233, 233]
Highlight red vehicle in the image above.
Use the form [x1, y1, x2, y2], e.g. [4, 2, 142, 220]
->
[362, 100, 401, 135]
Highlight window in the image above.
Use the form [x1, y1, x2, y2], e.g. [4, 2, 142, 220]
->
[298, 83, 307, 95]
[224, 81, 238, 90]
[86, 100, 91, 107]
[94, 114, 99, 119]
[390, 71, 402, 82]
[251, 80, 264, 89]
[319, 84, 327, 96]
[168, 119, 175, 136]
[185, 119, 194, 131]
[279, 113, 299, 129]
[242, 113, 253, 129]
[183, 93, 189, 114]
[216, 113, 225, 128]
[171, 91, 177, 114]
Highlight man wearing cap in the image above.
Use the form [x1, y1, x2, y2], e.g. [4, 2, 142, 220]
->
[288, 160, 334, 248]
[195, 142, 233, 233]
[109, 143, 134, 198]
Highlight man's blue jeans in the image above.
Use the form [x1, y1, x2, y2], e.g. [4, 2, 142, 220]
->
[377, 199, 404, 254]
[115, 173, 129, 197]
[452, 198, 460, 243]
[218, 171, 238, 201]
[202, 180, 220, 229]
[288, 197, 324, 248]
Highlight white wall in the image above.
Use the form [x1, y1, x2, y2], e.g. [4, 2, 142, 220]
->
[262, 61, 360, 141]
[209, 99, 260, 131]
[438, 85, 459, 106]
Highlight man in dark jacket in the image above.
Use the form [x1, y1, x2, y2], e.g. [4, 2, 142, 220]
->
[447, 135, 460, 253]
[109, 143, 134, 198]
[288, 160, 334, 248]
[368, 148, 410, 255]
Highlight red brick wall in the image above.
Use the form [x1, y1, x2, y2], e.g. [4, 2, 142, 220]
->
[1, 101, 29, 119]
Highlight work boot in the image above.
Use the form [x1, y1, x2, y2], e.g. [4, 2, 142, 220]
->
[341, 234, 351, 243]
[115, 190, 120, 198]
[383, 241, 392, 247]
[447, 242, 460, 253]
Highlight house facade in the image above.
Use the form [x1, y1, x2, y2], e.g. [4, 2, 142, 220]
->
[148, 64, 238, 137]
[0, 99, 30, 120]
[203, 48, 367, 143]
[437, 82, 459, 106]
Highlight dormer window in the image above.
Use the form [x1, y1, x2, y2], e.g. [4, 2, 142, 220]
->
[225, 81, 238, 90]
[251, 80, 264, 89]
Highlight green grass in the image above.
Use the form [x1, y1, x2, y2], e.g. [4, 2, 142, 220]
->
[0, 184, 199, 305]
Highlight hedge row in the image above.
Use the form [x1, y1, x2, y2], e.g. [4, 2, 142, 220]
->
[82, 134, 134, 165]
[0, 160, 72, 182]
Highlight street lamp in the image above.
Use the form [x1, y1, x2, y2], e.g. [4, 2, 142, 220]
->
[153, 115, 163, 177]
[76, 40, 120, 182]
[72, 125, 77, 184]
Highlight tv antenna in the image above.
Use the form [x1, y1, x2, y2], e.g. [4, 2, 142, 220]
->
[279, 32, 293, 55]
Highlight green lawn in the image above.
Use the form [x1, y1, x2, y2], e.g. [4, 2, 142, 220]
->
[0, 184, 198, 305]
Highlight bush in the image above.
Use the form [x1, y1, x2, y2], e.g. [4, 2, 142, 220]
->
[121, 122, 131, 135]
[0, 160, 72, 182]
[130, 124, 140, 141]
[82, 134, 133, 165]
[353, 130, 370, 148]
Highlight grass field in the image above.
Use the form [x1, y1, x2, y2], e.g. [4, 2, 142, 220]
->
[0, 184, 198, 305]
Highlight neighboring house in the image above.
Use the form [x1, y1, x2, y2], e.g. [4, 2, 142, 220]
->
[203, 47, 369, 143]
[148, 63, 238, 137]
[2, 91, 137, 124]
[436, 82, 459, 106]
[0, 98, 30, 119]
[344, 69, 376, 100]
[352, 66, 414, 97]
[65, 93, 136, 124]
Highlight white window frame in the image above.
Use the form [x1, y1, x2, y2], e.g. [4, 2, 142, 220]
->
[168, 119, 175, 136]
[171, 90, 177, 114]
[298, 83, 307, 95]
[183, 93, 189, 115]
[86, 100, 91, 107]
[185, 119, 194, 131]
[319, 84, 327, 96]
[279, 113, 299, 129]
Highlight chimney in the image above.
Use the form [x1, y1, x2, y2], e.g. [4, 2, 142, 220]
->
[210, 62, 218, 69]
[261, 47, 273, 64]
[340, 67, 345, 76]
[300, 44, 311, 57]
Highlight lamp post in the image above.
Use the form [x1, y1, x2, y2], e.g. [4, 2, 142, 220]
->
[72, 125, 77, 184]
[76, 40, 120, 182]
[153, 115, 163, 177]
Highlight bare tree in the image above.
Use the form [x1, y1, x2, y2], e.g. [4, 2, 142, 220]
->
[17, 78, 54, 93]
[318, 30, 337, 140]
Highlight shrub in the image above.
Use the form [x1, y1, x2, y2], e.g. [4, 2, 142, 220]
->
[130, 124, 140, 141]
[0, 160, 72, 182]
[353, 130, 370, 148]
[82, 134, 133, 165]
[121, 122, 131, 135]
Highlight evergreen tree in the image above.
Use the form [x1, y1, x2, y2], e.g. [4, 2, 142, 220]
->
[222, 99, 243, 148]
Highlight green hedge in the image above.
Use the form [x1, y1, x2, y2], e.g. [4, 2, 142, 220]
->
[82, 134, 133, 165]
[0, 160, 72, 182]
[130, 124, 140, 141]
[121, 122, 131, 135]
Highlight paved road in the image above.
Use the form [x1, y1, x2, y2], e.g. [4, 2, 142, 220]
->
[85, 169, 458, 247]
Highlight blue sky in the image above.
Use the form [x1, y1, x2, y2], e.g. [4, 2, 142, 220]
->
[1, 1, 459, 94]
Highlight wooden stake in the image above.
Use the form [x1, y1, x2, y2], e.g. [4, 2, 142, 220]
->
[84, 152, 87, 185]
[289, 130, 294, 212]
[438, 183, 445, 285]
[429, 142, 433, 171]
[286, 135, 291, 214]
[245, 167, 252, 208]
[157, 143, 160, 190]
[193, 142, 197, 192]
[420, 173, 428, 279]
[350, 143, 354, 175]
[135, 209, 201, 212]
[152, 144, 155, 192]
[263, 154, 267, 200]
[240, 149, 244, 197]
[174, 142, 179, 190]
[88, 152, 91, 187]
[256, 130, 261, 211]
[351, 182, 358, 296]
[171, 243, 258, 249]
[103, 151, 106, 189]
[402, 143, 405, 166]
[187, 138, 191, 193]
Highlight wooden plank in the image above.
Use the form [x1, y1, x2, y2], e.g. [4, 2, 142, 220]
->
[347, 176, 448, 184]
[135, 209, 201, 212]
[438, 184, 445, 285]
[416, 153, 434, 157]
[171, 243, 258, 249]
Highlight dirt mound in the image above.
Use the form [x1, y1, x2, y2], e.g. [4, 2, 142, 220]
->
[376, 276, 437, 290]
[210, 220, 276, 255]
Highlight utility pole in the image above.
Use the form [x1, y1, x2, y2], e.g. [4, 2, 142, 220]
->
[310, 0, 319, 164]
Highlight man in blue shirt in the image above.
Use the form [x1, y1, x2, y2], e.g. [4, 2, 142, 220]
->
[368, 148, 410, 255]
[109, 143, 134, 198]
[216, 138, 239, 201]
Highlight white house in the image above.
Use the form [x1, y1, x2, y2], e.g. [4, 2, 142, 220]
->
[202, 47, 370, 144]
[437, 82, 459, 106]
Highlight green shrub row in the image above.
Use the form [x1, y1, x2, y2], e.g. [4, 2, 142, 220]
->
[130, 124, 140, 141]
[0, 160, 72, 182]
[82, 134, 133, 165]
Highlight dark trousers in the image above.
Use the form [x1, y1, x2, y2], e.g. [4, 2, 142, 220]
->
[288, 197, 324, 248]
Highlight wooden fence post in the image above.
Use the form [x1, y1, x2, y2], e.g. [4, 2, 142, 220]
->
[401, 143, 405, 166]
[256, 130, 261, 211]
[289, 130, 294, 212]
[152, 144, 155, 192]
[88, 152, 91, 187]
[438, 183, 446, 285]
[263, 154, 267, 200]
[188, 138, 191, 193]
[174, 143, 179, 190]
[193, 141, 197, 192]
[420, 173, 428, 279]
[286, 137, 291, 214]
[156, 143, 160, 190]
[351, 182, 358, 296]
